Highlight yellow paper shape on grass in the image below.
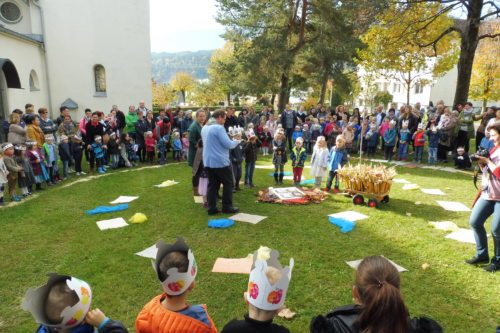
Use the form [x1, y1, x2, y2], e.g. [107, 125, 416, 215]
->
[129, 213, 148, 224]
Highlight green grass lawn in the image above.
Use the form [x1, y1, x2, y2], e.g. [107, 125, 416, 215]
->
[0, 156, 499, 332]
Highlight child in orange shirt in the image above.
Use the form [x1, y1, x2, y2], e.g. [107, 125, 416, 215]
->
[135, 238, 217, 333]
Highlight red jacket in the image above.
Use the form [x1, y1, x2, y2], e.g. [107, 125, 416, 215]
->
[413, 131, 426, 147]
[145, 137, 156, 152]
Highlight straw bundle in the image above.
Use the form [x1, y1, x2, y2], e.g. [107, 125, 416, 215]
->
[337, 163, 396, 195]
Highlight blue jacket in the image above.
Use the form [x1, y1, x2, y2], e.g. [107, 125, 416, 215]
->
[292, 130, 303, 143]
[91, 142, 105, 159]
[399, 129, 410, 143]
[201, 123, 238, 168]
[328, 147, 348, 171]
[426, 130, 440, 148]
[383, 128, 397, 146]
[479, 137, 494, 151]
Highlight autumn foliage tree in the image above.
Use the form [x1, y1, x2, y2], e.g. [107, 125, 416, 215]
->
[170, 72, 196, 103]
[152, 80, 176, 107]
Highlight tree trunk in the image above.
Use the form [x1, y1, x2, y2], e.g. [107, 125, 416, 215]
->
[271, 94, 276, 106]
[482, 99, 487, 112]
[406, 72, 411, 105]
[318, 72, 328, 105]
[278, 73, 289, 112]
[181, 90, 186, 103]
[227, 92, 231, 106]
[453, 1, 482, 107]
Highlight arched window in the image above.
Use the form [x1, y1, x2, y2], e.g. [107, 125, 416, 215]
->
[29, 69, 39, 91]
[94, 65, 106, 94]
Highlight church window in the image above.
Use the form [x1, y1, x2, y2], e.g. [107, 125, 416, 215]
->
[0, 1, 22, 23]
[94, 65, 106, 93]
[29, 70, 39, 91]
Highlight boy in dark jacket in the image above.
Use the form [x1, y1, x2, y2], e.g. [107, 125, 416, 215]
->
[230, 129, 244, 191]
[71, 134, 85, 175]
[58, 135, 72, 179]
[107, 132, 120, 169]
[244, 134, 258, 187]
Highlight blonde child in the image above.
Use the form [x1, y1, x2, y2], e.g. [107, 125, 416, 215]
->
[272, 129, 287, 185]
[221, 247, 293, 333]
[136, 238, 217, 333]
[22, 273, 128, 333]
[326, 135, 349, 193]
[145, 131, 156, 164]
[310, 136, 329, 189]
[182, 132, 189, 160]
[172, 131, 182, 162]
[43, 134, 60, 184]
[290, 137, 307, 186]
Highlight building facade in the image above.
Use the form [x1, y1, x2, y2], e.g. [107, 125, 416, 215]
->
[0, 0, 151, 123]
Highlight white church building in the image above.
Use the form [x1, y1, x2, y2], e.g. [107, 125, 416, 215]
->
[0, 0, 152, 123]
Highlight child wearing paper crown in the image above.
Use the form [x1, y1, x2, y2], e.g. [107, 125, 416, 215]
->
[221, 246, 294, 333]
[22, 273, 128, 333]
[135, 238, 217, 333]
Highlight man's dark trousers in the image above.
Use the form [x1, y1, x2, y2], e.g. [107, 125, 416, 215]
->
[207, 166, 234, 212]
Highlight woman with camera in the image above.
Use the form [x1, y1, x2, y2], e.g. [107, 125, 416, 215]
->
[466, 121, 500, 272]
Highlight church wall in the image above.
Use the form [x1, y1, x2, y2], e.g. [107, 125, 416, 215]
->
[40, 0, 152, 119]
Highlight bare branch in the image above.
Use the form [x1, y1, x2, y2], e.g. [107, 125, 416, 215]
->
[417, 26, 461, 48]
[480, 9, 500, 21]
[478, 32, 500, 40]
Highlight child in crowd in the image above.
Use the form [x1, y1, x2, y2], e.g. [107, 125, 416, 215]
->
[26, 140, 50, 190]
[58, 135, 71, 180]
[172, 131, 183, 162]
[478, 124, 495, 152]
[0, 150, 7, 205]
[272, 129, 287, 185]
[230, 128, 244, 191]
[412, 123, 426, 163]
[43, 135, 60, 184]
[310, 136, 329, 189]
[244, 133, 258, 187]
[182, 132, 189, 160]
[245, 123, 255, 140]
[302, 123, 311, 154]
[342, 124, 355, 152]
[292, 125, 303, 144]
[135, 238, 217, 333]
[454, 147, 472, 169]
[2, 143, 23, 201]
[122, 133, 138, 167]
[71, 134, 86, 175]
[106, 132, 120, 169]
[350, 117, 361, 153]
[379, 117, 390, 150]
[221, 246, 293, 333]
[157, 134, 168, 165]
[23, 273, 128, 333]
[145, 131, 156, 164]
[258, 126, 272, 156]
[383, 121, 397, 162]
[397, 121, 410, 161]
[15, 145, 34, 197]
[92, 135, 107, 174]
[426, 121, 440, 164]
[365, 123, 378, 158]
[326, 135, 349, 193]
[290, 137, 307, 186]
[310, 118, 322, 149]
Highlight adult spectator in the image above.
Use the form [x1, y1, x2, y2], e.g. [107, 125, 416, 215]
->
[125, 105, 138, 140]
[245, 107, 260, 128]
[297, 105, 307, 123]
[38, 108, 57, 137]
[265, 113, 278, 137]
[188, 109, 206, 169]
[174, 110, 188, 133]
[311, 256, 442, 332]
[183, 110, 193, 133]
[375, 105, 386, 127]
[437, 107, 456, 163]
[164, 107, 175, 126]
[456, 102, 475, 153]
[201, 109, 239, 215]
[79, 109, 92, 137]
[7, 112, 26, 145]
[281, 104, 298, 150]
[154, 116, 171, 141]
[136, 100, 149, 116]
[58, 114, 77, 138]
[56, 106, 70, 127]
[22, 103, 36, 123]
[317, 106, 327, 120]
[466, 121, 500, 272]
[115, 110, 126, 136]
[145, 111, 155, 131]
[84, 112, 105, 172]
[487, 107, 500, 129]
[135, 110, 149, 162]
[224, 107, 238, 132]
[26, 114, 45, 147]
[474, 107, 496, 151]
[155, 109, 166, 123]
[237, 108, 248, 128]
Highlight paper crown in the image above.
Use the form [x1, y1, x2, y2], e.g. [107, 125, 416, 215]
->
[1, 143, 13, 152]
[22, 274, 92, 329]
[418, 123, 425, 130]
[60, 135, 68, 141]
[153, 238, 197, 296]
[228, 126, 243, 137]
[25, 140, 37, 146]
[94, 135, 102, 141]
[247, 249, 294, 311]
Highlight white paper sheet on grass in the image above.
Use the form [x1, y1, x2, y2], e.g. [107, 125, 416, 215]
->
[194, 196, 204, 204]
[109, 196, 139, 204]
[347, 256, 408, 272]
[229, 213, 267, 224]
[212, 257, 253, 274]
[421, 188, 445, 195]
[439, 167, 459, 173]
[436, 201, 471, 212]
[96, 217, 129, 230]
[393, 178, 411, 184]
[283, 176, 294, 180]
[154, 180, 179, 188]
[255, 165, 275, 169]
[135, 244, 158, 259]
[402, 183, 419, 190]
[429, 221, 460, 232]
[445, 228, 486, 244]
[328, 211, 368, 222]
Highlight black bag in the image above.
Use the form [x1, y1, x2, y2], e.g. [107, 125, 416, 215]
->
[438, 130, 449, 141]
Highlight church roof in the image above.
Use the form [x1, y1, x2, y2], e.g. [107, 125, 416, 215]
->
[61, 98, 78, 110]
[0, 25, 43, 45]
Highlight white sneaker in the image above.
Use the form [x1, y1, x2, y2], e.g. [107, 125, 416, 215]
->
[76, 172, 81, 176]
[80, 171, 87, 175]
[68, 168, 76, 173]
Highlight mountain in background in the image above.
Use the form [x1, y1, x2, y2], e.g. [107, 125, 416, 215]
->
[151, 50, 214, 83]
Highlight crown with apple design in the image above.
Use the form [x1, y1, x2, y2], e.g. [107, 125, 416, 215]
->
[154, 237, 197, 296]
[247, 248, 294, 311]
[22, 274, 92, 329]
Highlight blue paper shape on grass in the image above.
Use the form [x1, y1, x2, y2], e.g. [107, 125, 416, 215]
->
[268, 171, 292, 176]
[300, 179, 315, 185]
[86, 204, 129, 215]
[328, 216, 356, 233]
[208, 219, 235, 229]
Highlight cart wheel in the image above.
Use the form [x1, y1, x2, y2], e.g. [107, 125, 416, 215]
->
[367, 199, 379, 208]
[353, 194, 365, 205]
[381, 195, 390, 203]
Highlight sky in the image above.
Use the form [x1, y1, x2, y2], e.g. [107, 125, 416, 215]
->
[149, 0, 226, 53]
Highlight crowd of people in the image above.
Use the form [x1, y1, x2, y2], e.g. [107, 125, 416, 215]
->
[21, 238, 445, 333]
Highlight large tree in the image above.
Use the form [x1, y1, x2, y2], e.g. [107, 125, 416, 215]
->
[381, 1, 499, 106]
[170, 72, 196, 103]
